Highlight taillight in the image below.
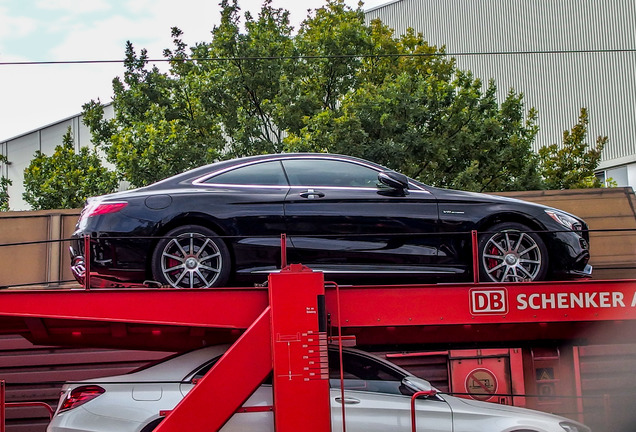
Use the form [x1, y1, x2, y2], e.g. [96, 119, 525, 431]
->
[58, 385, 105, 412]
[81, 202, 128, 219]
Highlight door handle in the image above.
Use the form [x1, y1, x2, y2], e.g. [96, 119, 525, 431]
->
[335, 397, 360, 405]
[299, 189, 325, 199]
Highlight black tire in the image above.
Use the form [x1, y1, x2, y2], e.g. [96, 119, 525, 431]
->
[151, 225, 231, 288]
[478, 222, 548, 282]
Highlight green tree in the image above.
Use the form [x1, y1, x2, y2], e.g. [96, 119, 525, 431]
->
[0, 155, 10, 211]
[203, 0, 298, 156]
[83, 34, 227, 188]
[83, 0, 548, 192]
[286, 21, 543, 192]
[23, 128, 118, 210]
[539, 108, 606, 189]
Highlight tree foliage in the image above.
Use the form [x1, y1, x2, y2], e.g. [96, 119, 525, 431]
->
[538, 108, 606, 189]
[285, 19, 543, 192]
[81, 0, 602, 192]
[23, 128, 118, 210]
[0, 155, 10, 211]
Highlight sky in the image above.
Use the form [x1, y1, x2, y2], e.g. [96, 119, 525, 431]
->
[0, 0, 390, 141]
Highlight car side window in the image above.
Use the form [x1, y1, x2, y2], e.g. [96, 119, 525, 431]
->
[282, 159, 380, 188]
[191, 358, 273, 385]
[203, 161, 288, 186]
[328, 350, 405, 395]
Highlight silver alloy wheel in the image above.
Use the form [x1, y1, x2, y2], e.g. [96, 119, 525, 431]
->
[160, 232, 222, 288]
[481, 229, 543, 282]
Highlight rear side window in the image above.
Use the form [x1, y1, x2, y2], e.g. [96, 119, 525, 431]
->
[192, 358, 221, 380]
[203, 161, 288, 186]
[191, 357, 272, 385]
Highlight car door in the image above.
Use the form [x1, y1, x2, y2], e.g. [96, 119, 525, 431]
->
[196, 160, 290, 274]
[329, 350, 453, 432]
[281, 157, 451, 277]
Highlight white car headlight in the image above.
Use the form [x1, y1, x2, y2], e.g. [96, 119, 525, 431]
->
[545, 209, 583, 231]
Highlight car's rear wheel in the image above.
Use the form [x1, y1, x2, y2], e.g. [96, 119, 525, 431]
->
[478, 222, 548, 282]
[151, 225, 230, 288]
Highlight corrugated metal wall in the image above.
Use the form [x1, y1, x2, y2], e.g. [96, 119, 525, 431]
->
[366, 0, 636, 167]
[0, 335, 172, 432]
[577, 344, 636, 432]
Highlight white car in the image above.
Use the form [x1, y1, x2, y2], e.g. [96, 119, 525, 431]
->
[47, 345, 590, 432]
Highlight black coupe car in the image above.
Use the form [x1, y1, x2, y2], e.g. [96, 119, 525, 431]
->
[70, 153, 591, 288]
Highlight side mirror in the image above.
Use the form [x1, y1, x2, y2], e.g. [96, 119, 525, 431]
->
[378, 171, 409, 193]
[401, 376, 437, 398]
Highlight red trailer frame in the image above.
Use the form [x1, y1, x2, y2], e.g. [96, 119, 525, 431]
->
[1, 273, 636, 431]
[1, 233, 635, 431]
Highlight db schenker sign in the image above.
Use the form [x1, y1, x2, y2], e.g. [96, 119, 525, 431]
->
[470, 286, 634, 318]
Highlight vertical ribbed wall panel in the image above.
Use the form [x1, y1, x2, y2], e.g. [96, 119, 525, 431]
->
[366, 0, 636, 165]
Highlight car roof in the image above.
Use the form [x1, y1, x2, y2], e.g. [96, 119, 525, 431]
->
[79, 344, 412, 385]
[146, 153, 390, 189]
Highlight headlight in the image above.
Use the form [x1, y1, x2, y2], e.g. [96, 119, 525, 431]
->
[545, 209, 583, 231]
[560, 421, 591, 432]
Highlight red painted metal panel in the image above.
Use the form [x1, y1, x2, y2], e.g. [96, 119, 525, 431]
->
[327, 280, 636, 327]
[0, 279, 635, 350]
[156, 307, 272, 432]
[0, 289, 268, 329]
[449, 351, 511, 404]
[268, 266, 331, 432]
[0, 277, 633, 431]
[324, 279, 636, 346]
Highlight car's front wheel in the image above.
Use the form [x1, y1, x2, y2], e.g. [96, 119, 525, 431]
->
[151, 225, 231, 288]
[478, 222, 548, 282]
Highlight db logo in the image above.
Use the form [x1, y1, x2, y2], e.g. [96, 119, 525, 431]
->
[470, 289, 508, 315]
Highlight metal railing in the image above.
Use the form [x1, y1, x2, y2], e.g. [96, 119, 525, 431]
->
[0, 380, 54, 432]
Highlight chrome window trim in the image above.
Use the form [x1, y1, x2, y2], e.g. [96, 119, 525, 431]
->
[190, 183, 431, 194]
[192, 155, 426, 191]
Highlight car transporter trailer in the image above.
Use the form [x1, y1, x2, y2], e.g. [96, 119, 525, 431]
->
[1, 233, 636, 432]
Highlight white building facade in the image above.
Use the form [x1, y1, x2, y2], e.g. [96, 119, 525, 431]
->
[0, 104, 114, 211]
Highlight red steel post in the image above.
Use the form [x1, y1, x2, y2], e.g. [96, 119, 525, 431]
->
[472, 230, 479, 283]
[333, 281, 347, 432]
[280, 233, 287, 269]
[1, 380, 5, 432]
[572, 346, 585, 423]
[410, 390, 437, 432]
[83, 235, 91, 290]
[268, 265, 331, 432]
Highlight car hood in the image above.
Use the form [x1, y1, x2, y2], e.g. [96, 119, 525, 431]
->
[427, 186, 547, 209]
